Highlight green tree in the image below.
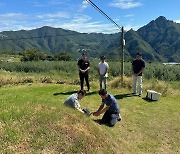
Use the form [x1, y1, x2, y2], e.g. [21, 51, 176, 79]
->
[21, 48, 47, 61]
[54, 52, 72, 61]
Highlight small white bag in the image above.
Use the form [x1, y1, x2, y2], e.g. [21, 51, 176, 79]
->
[146, 90, 161, 101]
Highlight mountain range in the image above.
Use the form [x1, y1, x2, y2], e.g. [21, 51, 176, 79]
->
[0, 16, 179, 62]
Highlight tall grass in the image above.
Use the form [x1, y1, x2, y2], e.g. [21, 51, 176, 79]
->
[109, 76, 177, 96]
[0, 60, 179, 82]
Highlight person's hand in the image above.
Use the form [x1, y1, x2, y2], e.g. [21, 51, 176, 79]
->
[134, 73, 138, 77]
[93, 111, 100, 116]
[81, 70, 85, 73]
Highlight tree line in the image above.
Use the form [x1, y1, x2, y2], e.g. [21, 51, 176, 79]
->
[0, 48, 72, 61]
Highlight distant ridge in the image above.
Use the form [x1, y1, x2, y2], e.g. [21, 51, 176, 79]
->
[0, 16, 179, 62]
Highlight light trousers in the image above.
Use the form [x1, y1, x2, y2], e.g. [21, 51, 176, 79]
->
[99, 75, 107, 90]
[132, 75, 143, 95]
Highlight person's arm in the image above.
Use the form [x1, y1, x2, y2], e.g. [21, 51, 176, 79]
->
[78, 60, 85, 73]
[99, 106, 109, 115]
[132, 64, 138, 77]
[105, 65, 109, 76]
[131, 64, 134, 74]
[78, 66, 85, 73]
[84, 66, 90, 72]
[137, 61, 145, 76]
[93, 103, 104, 116]
[74, 99, 84, 113]
[137, 67, 144, 76]
[83, 61, 90, 73]
[98, 67, 100, 75]
[93, 105, 110, 116]
[77, 107, 84, 113]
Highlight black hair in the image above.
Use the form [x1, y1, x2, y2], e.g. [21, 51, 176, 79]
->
[77, 90, 86, 96]
[100, 56, 106, 59]
[99, 89, 107, 95]
[137, 52, 142, 56]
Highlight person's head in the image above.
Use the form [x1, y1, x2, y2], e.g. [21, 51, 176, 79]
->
[99, 89, 107, 99]
[77, 90, 86, 100]
[100, 56, 106, 62]
[82, 53, 87, 60]
[136, 52, 142, 60]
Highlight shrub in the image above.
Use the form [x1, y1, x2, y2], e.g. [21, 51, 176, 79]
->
[21, 48, 47, 61]
[54, 52, 72, 61]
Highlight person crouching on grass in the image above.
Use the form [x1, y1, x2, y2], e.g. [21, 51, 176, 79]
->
[93, 89, 122, 127]
[64, 90, 91, 115]
[64, 90, 86, 113]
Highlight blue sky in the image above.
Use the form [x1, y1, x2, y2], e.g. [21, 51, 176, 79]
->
[0, 0, 179, 33]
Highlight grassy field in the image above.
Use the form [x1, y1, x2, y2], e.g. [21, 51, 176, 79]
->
[0, 57, 179, 153]
[0, 81, 179, 153]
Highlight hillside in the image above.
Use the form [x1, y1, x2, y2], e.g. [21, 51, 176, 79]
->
[0, 16, 179, 62]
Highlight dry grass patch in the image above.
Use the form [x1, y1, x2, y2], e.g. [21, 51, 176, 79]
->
[109, 76, 179, 96]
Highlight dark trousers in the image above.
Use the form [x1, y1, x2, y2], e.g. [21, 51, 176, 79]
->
[79, 72, 90, 91]
[102, 110, 120, 127]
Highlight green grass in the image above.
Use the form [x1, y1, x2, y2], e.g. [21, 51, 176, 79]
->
[0, 83, 179, 153]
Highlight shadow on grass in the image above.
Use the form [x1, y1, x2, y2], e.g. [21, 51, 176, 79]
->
[114, 93, 133, 99]
[93, 119, 102, 125]
[86, 91, 98, 96]
[142, 97, 158, 103]
[53, 90, 98, 96]
[53, 90, 77, 96]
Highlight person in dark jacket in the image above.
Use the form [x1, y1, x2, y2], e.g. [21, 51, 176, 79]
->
[77, 53, 90, 91]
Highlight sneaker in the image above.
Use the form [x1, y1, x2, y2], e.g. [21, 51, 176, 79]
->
[138, 94, 141, 97]
[118, 114, 122, 121]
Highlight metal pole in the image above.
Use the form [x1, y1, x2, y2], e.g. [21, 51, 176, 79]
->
[121, 26, 125, 83]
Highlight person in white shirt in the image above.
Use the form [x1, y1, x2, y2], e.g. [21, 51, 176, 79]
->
[64, 90, 86, 113]
[98, 56, 109, 90]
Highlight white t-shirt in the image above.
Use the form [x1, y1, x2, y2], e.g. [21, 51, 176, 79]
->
[98, 62, 109, 77]
[64, 93, 80, 108]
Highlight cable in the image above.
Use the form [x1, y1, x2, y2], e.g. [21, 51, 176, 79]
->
[86, 0, 121, 30]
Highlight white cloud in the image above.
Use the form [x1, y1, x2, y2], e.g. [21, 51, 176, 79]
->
[36, 12, 70, 19]
[29, 1, 46, 7]
[28, 0, 62, 7]
[125, 14, 135, 17]
[48, 0, 63, 5]
[82, 0, 89, 9]
[39, 15, 119, 33]
[124, 24, 142, 31]
[0, 13, 29, 20]
[110, 0, 143, 9]
[0, 12, 121, 33]
[29, 0, 68, 7]
[174, 20, 180, 23]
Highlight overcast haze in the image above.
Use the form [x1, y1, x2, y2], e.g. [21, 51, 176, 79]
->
[0, 0, 180, 33]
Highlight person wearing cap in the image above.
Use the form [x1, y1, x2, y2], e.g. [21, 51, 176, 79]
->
[64, 90, 86, 113]
[98, 56, 109, 90]
[77, 53, 90, 91]
[93, 89, 121, 127]
[132, 52, 146, 97]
